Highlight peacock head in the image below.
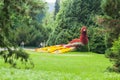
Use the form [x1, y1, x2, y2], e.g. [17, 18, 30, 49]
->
[81, 26, 87, 35]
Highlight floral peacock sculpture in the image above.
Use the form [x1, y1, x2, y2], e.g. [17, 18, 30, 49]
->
[35, 26, 88, 53]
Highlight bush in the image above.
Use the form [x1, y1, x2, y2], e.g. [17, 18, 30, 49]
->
[88, 27, 108, 54]
[105, 36, 120, 72]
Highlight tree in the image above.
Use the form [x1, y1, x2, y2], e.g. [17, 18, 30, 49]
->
[102, 0, 120, 39]
[10, 0, 47, 47]
[54, 0, 60, 19]
[97, 0, 120, 46]
[99, 0, 120, 72]
[101, 0, 120, 19]
[0, 0, 46, 67]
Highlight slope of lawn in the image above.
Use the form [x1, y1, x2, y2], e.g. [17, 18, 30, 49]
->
[0, 51, 120, 80]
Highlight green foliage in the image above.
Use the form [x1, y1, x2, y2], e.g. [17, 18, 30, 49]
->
[54, 0, 60, 19]
[101, 0, 120, 19]
[88, 27, 109, 53]
[95, 0, 120, 53]
[100, 0, 120, 41]
[105, 37, 120, 72]
[100, 0, 120, 73]
[0, 48, 34, 68]
[12, 23, 50, 47]
[0, 0, 46, 67]
[9, 0, 47, 47]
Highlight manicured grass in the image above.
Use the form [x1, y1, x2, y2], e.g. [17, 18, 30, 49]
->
[0, 51, 120, 80]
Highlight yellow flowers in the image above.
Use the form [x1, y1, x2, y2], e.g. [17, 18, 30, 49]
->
[58, 48, 73, 53]
[35, 45, 75, 53]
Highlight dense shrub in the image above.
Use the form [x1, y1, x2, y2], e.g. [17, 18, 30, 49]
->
[105, 37, 120, 72]
[88, 27, 108, 53]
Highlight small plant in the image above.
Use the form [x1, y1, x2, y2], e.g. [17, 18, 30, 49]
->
[105, 36, 120, 72]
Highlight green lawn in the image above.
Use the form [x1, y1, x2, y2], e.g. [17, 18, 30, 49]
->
[0, 51, 120, 80]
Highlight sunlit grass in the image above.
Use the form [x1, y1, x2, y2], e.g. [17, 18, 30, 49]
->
[0, 51, 120, 80]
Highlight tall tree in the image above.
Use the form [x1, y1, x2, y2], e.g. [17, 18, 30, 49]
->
[7, 0, 48, 47]
[98, 0, 120, 45]
[100, 0, 120, 72]
[101, 0, 120, 19]
[0, 0, 46, 67]
[54, 0, 60, 19]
